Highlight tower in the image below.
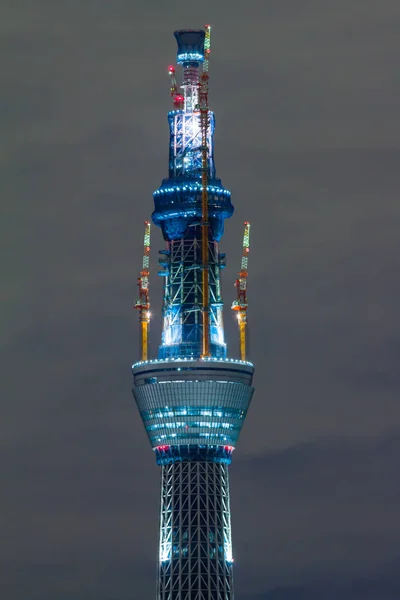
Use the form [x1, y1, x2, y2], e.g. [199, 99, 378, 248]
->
[132, 27, 255, 600]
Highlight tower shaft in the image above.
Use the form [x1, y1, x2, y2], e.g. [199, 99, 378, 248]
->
[158, 461, 233, 600]
[132, 27, 255, 600]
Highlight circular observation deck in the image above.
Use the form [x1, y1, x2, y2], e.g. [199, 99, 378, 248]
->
[132, 359, 254, 456]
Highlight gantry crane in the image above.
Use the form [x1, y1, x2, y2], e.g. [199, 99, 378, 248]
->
[168, 65, 184, 109]
[199, 24, 211, 357]
[135, 221, 151, 361]
[231, 222, 251, 361]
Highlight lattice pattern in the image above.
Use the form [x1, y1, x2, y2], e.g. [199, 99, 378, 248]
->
[159, 234, 225, 359]
[169, 112, 215, 180]
[158, 461, 233, 600]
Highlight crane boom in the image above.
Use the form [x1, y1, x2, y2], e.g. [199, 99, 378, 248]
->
[168, 64, 184, 109]
[231, 222, 251, 361]
[135, 221, 151, 361]
[200, 24, 211, 357]
[203, 24, 211, 72]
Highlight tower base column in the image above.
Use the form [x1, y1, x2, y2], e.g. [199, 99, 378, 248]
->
[158, 460, 234, 600]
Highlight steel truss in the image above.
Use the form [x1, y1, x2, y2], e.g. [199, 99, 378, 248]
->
[160, 233, 225, 357]
[169, 112, 215, 180]
[158, 460, 233, 600]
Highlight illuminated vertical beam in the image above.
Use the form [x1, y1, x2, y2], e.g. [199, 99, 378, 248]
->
[141, 320, 149, 361]
[201, 106, 210, 358]
[231, 222, 251, 361]
[135, 221, 151, 361]
[200, 25, 211, 358]
[238, 316, 246, 362]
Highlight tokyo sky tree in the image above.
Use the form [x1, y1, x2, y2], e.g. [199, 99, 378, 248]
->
[132, 27, 255, 600]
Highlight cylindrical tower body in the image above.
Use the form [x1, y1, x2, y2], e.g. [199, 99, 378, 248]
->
[132, 28, 255, 600]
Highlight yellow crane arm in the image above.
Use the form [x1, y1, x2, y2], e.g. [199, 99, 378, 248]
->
[231, 222, 251, 361]
[200, 25, 211, 358]
[135, 221, 151, 361]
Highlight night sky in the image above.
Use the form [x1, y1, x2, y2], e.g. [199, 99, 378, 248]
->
[1, 1, 400, 599]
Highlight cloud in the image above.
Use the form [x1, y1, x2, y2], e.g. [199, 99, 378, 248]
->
[2, 1, 400, 598]
[2, 431, 399, 599]
[246, 573, 400, 600]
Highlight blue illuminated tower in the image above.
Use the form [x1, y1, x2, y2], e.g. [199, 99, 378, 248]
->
[132, 28, 254, 600]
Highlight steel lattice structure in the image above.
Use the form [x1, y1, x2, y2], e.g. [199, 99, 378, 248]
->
[158, 461, 233, 600]
[168, 112, 215, 180]
[159, 238, 225, 359]
[132, 28, 255, 600]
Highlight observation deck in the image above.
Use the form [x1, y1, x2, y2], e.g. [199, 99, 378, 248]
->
[132, 358, 254, 463]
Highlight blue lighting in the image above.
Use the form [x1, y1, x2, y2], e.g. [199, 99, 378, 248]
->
[152, 106, 234, 243]
[141, 407, 246, 420]
[147, 422, 239, 432]
[174, 30, 205, 65]
[131, 29, 256, 600]
[132, 357, 254, 368]
[154, 444, 235, 465]
[153, 184, 231, 197]
[177, 52, 204, 63]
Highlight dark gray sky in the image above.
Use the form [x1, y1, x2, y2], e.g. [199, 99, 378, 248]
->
[1, 1, 399, 599]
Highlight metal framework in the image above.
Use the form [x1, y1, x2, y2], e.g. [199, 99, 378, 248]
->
[159, 237, 225, 359]
[231, 222, 251, 361]
[135, 221, 151, 361]
[199, 24, 212, 358]
[168, 111, 214, 180]
[158, 461, 233, 600]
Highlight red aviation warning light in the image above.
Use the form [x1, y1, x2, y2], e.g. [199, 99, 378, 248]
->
[231, 222, 251, 361]
[135, 221, 151, 361]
